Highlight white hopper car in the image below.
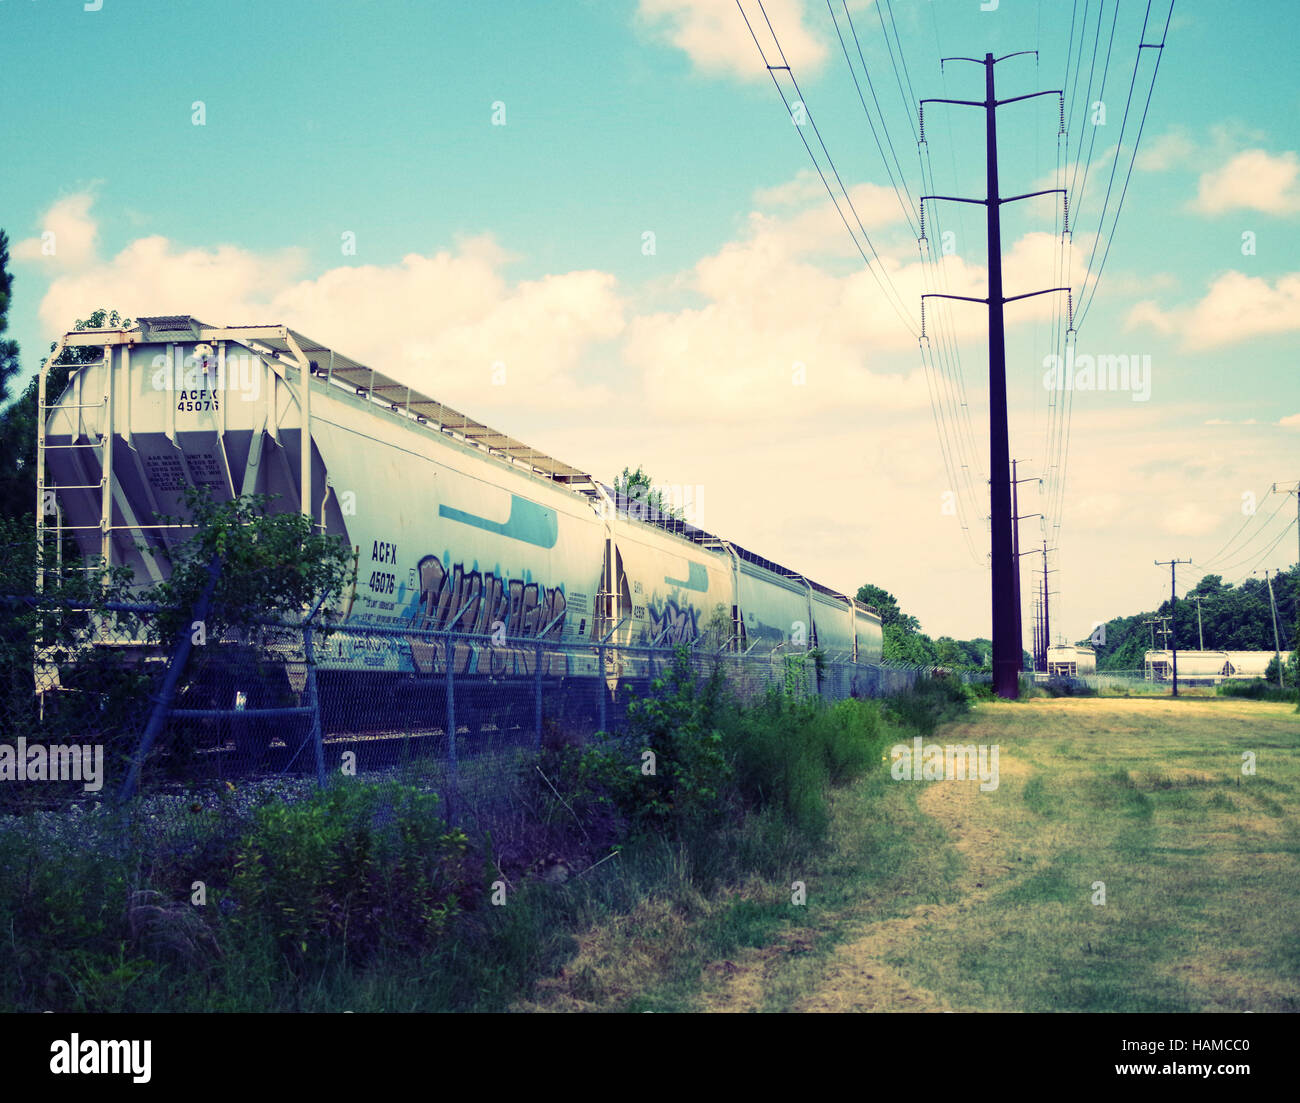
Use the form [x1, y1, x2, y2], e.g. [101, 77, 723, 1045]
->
[38, 317, 882, 724]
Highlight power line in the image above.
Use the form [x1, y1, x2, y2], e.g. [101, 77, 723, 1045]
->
[876, 0, 920, 146]
[1199, 491, 1290, 573]
[1195, 486, 1276, 571]
[1214, 516, 1297, 578]
[834, 0, 985, 501]
[1075, 0, 1176, 330]
[738, 0, 921, 336]
[1066, 0, 1122, 238]
[820, 0, 983, 544]
[825, 0, 919, 234]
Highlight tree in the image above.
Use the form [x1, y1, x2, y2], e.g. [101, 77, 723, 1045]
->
[613, 464, 682, 523]
[141, 486, 354, 642]
[0, 230, 21, 406]
[1190, 574, 1225, 597]
[882, 623, 938, 665]
[854, 583, 920, 633]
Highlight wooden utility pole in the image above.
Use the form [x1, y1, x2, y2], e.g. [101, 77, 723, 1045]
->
[1036, 541, 1057, 670]
[1011, 461, 1041, 674]
[1272, 482, 1300, 572]
[1143, 615, 1170, 680]
[1032, 591, 1041, 672]
[1264, 569, 1285, 688]
[1155, 558, 1191, 696]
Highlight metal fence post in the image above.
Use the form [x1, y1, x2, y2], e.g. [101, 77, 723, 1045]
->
[445, 633, 457, 770]
[303, 619, 327, 788]
[118, 554, 221, 804]
[597, 643, 606, 732]
[534, 642, 543, 750]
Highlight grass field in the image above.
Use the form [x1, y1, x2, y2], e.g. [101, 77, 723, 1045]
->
[516, 696, 1300, 1012]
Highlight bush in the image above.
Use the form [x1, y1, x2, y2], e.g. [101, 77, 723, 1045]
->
[587, 648, 737, 840]
[724, 694, 890, 841]
[226, 780, 475, 968]
[1217, 679, 1300, 703]
[534, 654, 902, 863]
[882, 675, 970, 735]
[1040, 679, 1098, 698]
[0, 822, 142, 1011]
[517, 740, 631, 872]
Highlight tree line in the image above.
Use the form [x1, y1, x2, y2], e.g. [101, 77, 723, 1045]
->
[854, 583, 1002, 670]
[1081, 569, 1299, 682]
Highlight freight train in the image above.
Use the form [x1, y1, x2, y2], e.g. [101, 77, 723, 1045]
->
[38, 316, 882, 729]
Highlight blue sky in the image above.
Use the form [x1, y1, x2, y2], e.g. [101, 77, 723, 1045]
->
[3, 0, 1298, 643]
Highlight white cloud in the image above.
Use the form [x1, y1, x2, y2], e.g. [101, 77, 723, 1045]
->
[37, 234, 308, 336]
[13, 192, 100, 269]
[753, 168, 826, 208]
[1190, 149, 1300, 216]
[636, 0, 827, 81]
[1280, 413, 1300, 429]
[621, 177, 1091, 427]
[1126, 270, 1300, 350]
[33, 200, 626, 413]
[1136, 128, 1198, 172]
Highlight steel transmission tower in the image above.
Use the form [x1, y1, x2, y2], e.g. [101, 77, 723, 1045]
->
[919, 52, 1069, 699]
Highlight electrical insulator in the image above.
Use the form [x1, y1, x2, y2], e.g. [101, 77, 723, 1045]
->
[1062, 193, 1069, 234]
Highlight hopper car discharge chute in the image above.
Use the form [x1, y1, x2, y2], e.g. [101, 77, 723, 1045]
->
[37, 316, 882, 740]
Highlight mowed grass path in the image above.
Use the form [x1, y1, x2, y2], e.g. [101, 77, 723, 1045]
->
[520, 697, 1300, 1012]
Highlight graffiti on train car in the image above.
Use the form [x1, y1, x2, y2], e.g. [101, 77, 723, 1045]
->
[408, 555, 567, 676]
[649, 600, 698, 647]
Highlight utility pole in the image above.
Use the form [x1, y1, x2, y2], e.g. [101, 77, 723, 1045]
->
[1273, 482, 1300, 649]
[1032, 591, 1041, 672]
[1264, 569, 1285, 688]
[1012, 460, 1041, 675]
[1143, 615, 1170, 680]
[1035, 541, 1057, 671]
[1034, 582, 1045, 665]
[920, 54, 1067, 700]
[1012, 459, 1021, 672]
[1142, 616, 1168, 651]
[1155, 558, 1191, 697]
[1193, 594, 1204, 651]
[1272, 482, 1300, 572]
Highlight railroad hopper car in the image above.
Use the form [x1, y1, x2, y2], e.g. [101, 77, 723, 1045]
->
[38, 316, 882, 736]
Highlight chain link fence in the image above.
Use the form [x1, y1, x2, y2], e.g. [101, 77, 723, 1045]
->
[1026, 669, 1202, 694]
[2, 597, 963, 854]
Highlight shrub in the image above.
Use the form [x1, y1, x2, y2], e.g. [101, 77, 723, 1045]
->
[226, 780, 475, 968]
[1218, 679, 1300, 703]
[0, 822, 143, 1011]
[882, 675, 970, 735]
[598, 647, 737, 839]
[516, 740, 631, 871]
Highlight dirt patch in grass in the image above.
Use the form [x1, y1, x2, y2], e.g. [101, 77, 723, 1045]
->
[787, 754, 1031, 1013]
[699, 929, 821, 1013]
[511, 895, 696, 1012]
